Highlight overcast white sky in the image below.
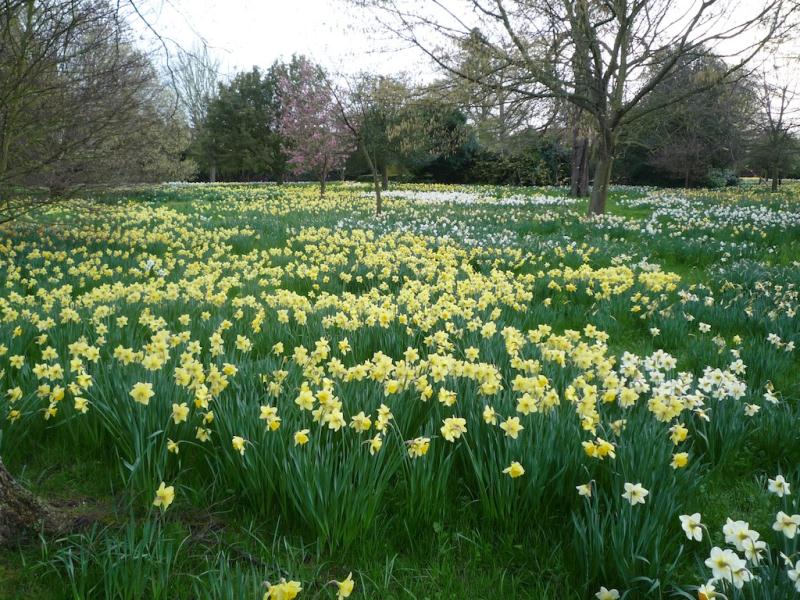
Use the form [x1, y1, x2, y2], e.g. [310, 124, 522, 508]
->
[132, 0, 799, 102]
[133, 0, 422, 80]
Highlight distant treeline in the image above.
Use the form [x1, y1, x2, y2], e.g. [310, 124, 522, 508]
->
[2, 0, 797, 224]
[188, 54, 799, 190]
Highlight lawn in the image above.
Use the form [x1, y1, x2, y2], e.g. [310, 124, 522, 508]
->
[0, 181, 798, 599]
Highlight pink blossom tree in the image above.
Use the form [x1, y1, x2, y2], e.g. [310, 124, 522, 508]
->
[277, 57, 352, 197]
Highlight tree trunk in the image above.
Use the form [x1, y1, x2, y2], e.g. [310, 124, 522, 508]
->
[209, 163, 216, 183]
[320, 156, 329, 198]
[570, 133, 591, 197]
[48, 181, 69, 198]
[373, 169, 382, 215]
[0, 459, 58, 545]
[380, 163, 388, 190]
[570, 125, 580, 197]
[578, 139, 590, 197]
[771, 165, 779, 192]
[589, 155, 612, 216]
[588, 130, 614, 215]
[360, 146, 382, 215]
[498, 97, 508, 157]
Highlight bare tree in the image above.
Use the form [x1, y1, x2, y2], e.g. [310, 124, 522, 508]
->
[175, 43, 220, 131]
[750, 72, 799, 191]
[442, 31, 540, 156]
[334, 73, 410, 213]
[354, 0, 797, 214]
[0, 0, 192, 223]
[174, 43, 220, 180]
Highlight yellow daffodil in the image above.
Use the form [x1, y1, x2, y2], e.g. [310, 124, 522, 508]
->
[171, 402, 189, 424]
[503, 461, 525, 478]
[500, 416, 523, 439]
[334, 573, 354, 599]
[130, 382, 154, 406]
[264, 579, 302, 600]
[153, 481, 175, 511]
[232, 436, 247, 455]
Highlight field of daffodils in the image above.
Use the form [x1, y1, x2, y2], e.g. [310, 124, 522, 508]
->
[0, 182, 798, 599]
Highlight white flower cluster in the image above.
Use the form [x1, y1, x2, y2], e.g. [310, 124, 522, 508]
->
[374, 189, 578, 206]
[616, 349, 749, 412]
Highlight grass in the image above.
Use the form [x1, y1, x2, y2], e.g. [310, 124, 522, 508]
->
[0, 181, 798, 599]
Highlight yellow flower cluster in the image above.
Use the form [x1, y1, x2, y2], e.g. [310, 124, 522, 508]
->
[2, 183, 788, 598]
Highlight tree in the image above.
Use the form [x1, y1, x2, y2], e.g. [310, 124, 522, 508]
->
[388, 87, 473, 179]
[436, 30, 579, 190]
[444, 30, 539, 157]
[195, 66, 286, 182]
[175, 43, 220, 180]
[336, 74, 409, 213]
[748, 74, 799, 191]
[356, 0, 796, 214]
[615, 54, 757, 187]
[0, 0, 192, 222]
[566, 106, 592, 197]
[277, 57, 352, 196]
[175, 43, 220, 131]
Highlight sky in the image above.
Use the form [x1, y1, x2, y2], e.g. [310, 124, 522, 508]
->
[132, 0, 423, 81]
[131, 0, 799, 111]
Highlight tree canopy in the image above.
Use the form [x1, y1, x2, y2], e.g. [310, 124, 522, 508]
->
[0, 0, 193, 222]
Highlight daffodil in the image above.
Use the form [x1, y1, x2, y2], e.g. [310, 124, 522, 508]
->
[264, 578, 302, 600]
[704, 546, 748, 585]
[499, 416, 523, 439]
[671, 452, 689, 469]
[334, 572, 354, 599]
[621, 482, 649, 506]
[697, 581, 717, 600]
[407, 437, 430, 459]
[772, 511, 800, 539]
[679, 513, 703, 541]
[368, 433, 383, 455]
[440, 417, 466, 442]
[171, 402, 189, 424]
[502, 461, 525, 478]
[668, 422, 688, 445]
[595, 587, 619, 600]
[768, 474, 791, 497]
[232, 436, 247, 456]
[130, 382, 154, 406]
[153, 481, 175, 511]
[350, 411, 372, 432]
